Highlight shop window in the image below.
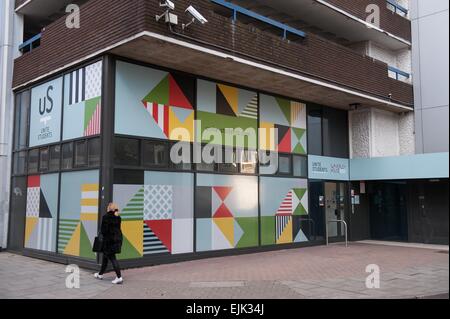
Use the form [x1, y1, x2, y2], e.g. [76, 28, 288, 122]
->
[113, 169, 144, 185]
[88, 138, 101, 167]
[239, 149, 257, 174]
[28, 149, 39, 173]
[170, 142, 192, 171]
[307, 108, 322, 156]
[218, 148, 239, 174]
[142, 140, 168, 168]
[13, 151, 27, 175]
[13, 91, 30, 151]
[39, 147, 49, 172]
[62, 142, 73, 170]
[49, 145, 61, 171]
[322, 107, 349, 158]
[293, 155, 308, 178]
[278, 154, 292, 175]
[75, 140, 88, 167]
[114, 137, 140, 166]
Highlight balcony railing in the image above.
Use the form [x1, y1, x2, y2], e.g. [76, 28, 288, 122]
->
[388, 65, 410, 82]
[386, 0, 409, 17]
[18, 33, 42, 53]
[211, 0, 306, 39]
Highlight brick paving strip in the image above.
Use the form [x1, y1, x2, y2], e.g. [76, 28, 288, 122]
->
[0, 243, 448, 299]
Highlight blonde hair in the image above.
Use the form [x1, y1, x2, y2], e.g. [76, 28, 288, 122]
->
[107, 203, 120, 214]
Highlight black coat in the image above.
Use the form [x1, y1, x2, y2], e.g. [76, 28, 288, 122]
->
[100, 211, 123, 254]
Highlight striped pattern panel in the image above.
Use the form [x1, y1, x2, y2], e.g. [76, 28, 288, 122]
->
[143, 102, 169, 137]
[240, 94, 258, 119]
[69, 68, 85, 105]
[121, 188, 144, 221]
[276, 215, 292, 241]
[81, 184, 99, 218]
[36, 218, 54, 252]
[143, 222, 169, 255]
[84, 101, 101, 136]
[277, 191, 293, 215]
[58, 219, 79, 252]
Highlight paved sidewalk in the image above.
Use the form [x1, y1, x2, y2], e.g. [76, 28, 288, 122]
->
[0, 242, 448, 299]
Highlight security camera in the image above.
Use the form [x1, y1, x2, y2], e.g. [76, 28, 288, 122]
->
[160, 0, 175, 10]
[185, 5, 208, 25]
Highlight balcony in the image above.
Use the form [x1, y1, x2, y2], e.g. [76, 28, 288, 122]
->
[13, 0, 413, 112]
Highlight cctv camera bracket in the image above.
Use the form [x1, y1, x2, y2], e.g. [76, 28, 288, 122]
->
[156, 10, 178, 25]
[182, 18, 195, 30]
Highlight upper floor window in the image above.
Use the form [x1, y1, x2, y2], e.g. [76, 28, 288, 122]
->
[386, 0, 409, 18]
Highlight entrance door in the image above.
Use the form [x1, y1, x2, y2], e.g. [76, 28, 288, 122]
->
[325, 182, 347, 240]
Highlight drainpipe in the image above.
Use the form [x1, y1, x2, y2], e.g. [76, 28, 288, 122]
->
[0, 0, 14, 249]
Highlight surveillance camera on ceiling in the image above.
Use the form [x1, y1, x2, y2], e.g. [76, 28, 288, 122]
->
[160, 0, 175, 10]
[182, 5, 208, 30]
[186, 5, 208, 24]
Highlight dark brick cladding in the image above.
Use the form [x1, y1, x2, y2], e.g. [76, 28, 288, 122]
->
[13, 0, 413, 106]
[326, 0, 411, 41]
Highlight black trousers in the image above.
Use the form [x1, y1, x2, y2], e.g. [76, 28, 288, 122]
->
[99, 253, 122, 278]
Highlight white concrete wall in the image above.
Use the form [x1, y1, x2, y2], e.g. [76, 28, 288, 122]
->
[411, 0, 449, 153]
[0, 0, 23, 249]
[349, 107, 416, 158]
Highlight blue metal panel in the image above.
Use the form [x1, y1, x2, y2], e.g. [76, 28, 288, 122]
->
[210, 0, 306, 39]
[350, 153, 449, 181]
[388, 65, 410, 80]
[386, 0, 409, 15]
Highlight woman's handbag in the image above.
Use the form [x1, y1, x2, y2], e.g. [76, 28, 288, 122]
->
[92, 234, 103, 253]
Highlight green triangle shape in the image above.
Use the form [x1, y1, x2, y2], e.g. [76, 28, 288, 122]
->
[143, 75, 169, 105]
[293, 127, 306, 140]
[117, 234, 141, 260]
[276, 97, 291, 125]
[79, 223, 96, 259]
[294, 188, 307, 200]
[293, 143, 306, 155]
[235, 217, 258, 248]
[293, 188, 308, 216]
[84, 97, 100, 130]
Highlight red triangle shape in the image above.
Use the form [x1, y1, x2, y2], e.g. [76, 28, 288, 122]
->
[145, 220, 172, 252]
[169, 74, 193, 109]
[214, 203, 233, 218]
[213, 187, 233, 201]
[278, 128, 292, 153]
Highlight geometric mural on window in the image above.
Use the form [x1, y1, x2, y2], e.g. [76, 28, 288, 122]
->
[58, 170, 99, 259]
[115, 61, 195, 142]
[24, 174, 59, 252]
[63, 61, 102, 140]
[197, 80, 258, 149]
[260, 94, 307, 154]
[113, 171, 194, 260]
[195, 174, 259, 252]
[260, 177, 309, 246]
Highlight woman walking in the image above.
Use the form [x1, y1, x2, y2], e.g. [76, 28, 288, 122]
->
[94, 203, 124, 284]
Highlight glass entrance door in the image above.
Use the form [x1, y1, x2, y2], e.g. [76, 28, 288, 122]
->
[325, 182, 348, 240]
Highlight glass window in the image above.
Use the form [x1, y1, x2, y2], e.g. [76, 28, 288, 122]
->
[114, 138, 140, 166]
[113, 169, 144, 185]
[49, 145, 61, 171]
[307, 108, 322, 156]
[28, 149, 39, 173]
[170, 142, 191, 171]
[238, 149, 257, 174]
[13, 151, 27, 175]
[278, 154, 292, 175]
[293, 155, 308, 177]
[14, 91, 30, 151]
[322, 107, 349, 158]
[62, 142, 73, 170]
[39, 147, 49, 172]
[88, 138, 101, 167]
[143, 141, 168, 168]
[218, 148, 239, 173]
[75, 140, 88, 167]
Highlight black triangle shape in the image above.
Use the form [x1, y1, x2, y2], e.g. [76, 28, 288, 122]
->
[216, 85, 236, 117]
[39, 190, 52, 218]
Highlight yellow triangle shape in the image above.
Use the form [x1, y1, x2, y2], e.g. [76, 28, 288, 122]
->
[218, 84, 239, 115]
[64, 223, 81, 256]
[122, 221, 143, 256]
[277, 218, 293, 244]
[169, 107, 194, 142]
[214, 218, 234, 247]
[24, 217, 38, 245]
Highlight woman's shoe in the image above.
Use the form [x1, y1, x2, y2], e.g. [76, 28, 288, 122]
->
[94, 273, 104, 280]
[112, 277, 123, 285]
